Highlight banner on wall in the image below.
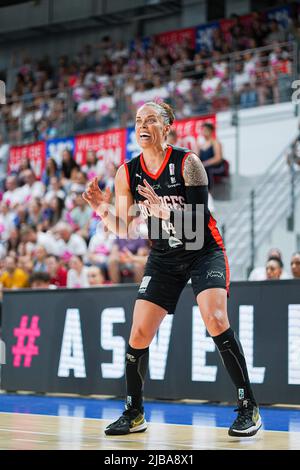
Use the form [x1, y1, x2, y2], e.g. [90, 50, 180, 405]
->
[1, 281, 300, 404]
[266, 5, 291, 29]
[220, 13, 255, 43]
[74, 129, 127, 167]
[8, 141, 46, 179]
[155, 27, 196, 49]
[46, 137, 75, 168]
[195, 21, 220, 52]
[125, 127, 140, 161]
[173, 114, 216, 152]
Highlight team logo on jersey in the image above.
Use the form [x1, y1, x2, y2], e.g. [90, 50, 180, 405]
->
[169, 163, 175, 176]
[170, 176, 176, 184]
[168, 236, 183, 248]
[206, 270, 225, 279]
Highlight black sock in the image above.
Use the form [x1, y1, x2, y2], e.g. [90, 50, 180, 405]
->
[212, 327, 257, 406]
[125, 344, 149, 412]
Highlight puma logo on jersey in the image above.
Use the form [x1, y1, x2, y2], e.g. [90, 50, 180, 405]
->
[136, 174, 142, 179]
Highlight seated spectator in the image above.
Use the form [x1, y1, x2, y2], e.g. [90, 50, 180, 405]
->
[27, 198, 44, 227]
[81, 149, 103, 181]
[29, 271, 52, 289]
[68, 192, 93, 240]
[44, 176, 66, 203]
[20, 224, 58, 255]
[290, 252, 300, 279]
[248, 248, 290, 280]
[53, 221, 87, 258]
[45, 255, 67, 287]
[94, 88, 116, 129]
[0, 255, 29, 288]
[18, 169, 45, 202]
[86, 227, 115, 270]
[0, 201, 16, 242]
[18, 255, 34, 278]
[42, 157, 60, 187]
[201, 67, 221, 104]
[108, 237, 149, 284]
[198, 122, 228, 188]
[33, 245, 48, 272]
[2, 175, 23, 208]
[255, 57, 279, 105]
[67, 255, 89, 288]
[61, 149, 80, 183]
[266, 257, 283, 280]
[87, 265, 107, 286]
[265, 20, 286, 44]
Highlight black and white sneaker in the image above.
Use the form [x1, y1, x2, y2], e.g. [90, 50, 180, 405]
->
[228, 401, 262, 437]
[104, 408, 147, 436]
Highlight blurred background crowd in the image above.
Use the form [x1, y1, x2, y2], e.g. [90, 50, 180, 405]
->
[0, 4, 300, 299]
[0, 7, 298, 144]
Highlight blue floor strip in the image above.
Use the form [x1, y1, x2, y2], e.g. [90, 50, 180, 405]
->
[0, 394, 299, 432]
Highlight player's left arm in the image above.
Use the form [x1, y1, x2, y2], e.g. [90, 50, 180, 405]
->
[183, 152, 208, 187]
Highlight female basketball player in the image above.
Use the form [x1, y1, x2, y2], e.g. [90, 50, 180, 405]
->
[82, 102, 261, 437]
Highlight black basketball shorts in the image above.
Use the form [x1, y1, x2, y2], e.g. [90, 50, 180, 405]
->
[136, 243, 230, 314]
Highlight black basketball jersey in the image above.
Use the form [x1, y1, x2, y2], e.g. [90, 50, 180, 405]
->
[125, 144, 217, 253]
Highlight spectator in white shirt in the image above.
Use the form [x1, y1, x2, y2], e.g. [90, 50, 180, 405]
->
[20, 225, 58, 256]
[2, 175, 23, 208]
[201, 67, 221, 101]
[0, 201, 16, 241]
[19, 169, 45, 203]
[67, 255, 90, 288]
[53, 221, 87, 258]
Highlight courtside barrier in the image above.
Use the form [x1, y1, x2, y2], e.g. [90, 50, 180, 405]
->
[1, 280, 299, 404]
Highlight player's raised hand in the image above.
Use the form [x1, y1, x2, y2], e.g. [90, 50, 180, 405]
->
[138, 179, 170, 220]
[82, 177, 111, 214]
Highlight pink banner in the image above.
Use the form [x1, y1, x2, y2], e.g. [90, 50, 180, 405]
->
[74, 129, 127, 167]
[173, 115, 216, 152]
[155, 27, 196, 49]
[8, 141, 46, 179]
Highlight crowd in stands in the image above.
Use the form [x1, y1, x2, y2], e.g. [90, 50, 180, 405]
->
[248, 248, 300, 280]
[0, 152, 150, 297]
[0, 7, 298, 144]
[0, 6, 299, 298]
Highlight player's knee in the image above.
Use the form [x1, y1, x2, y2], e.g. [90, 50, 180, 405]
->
[205, 309, 229, 335]
[130, 327, 151, 348]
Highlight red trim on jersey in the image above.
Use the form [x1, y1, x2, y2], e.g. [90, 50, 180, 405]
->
[208, 215, 230, 294]
[181, 151, 194, 179]
[124, 162, 130, 189]
[140, 145, 172, 180]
